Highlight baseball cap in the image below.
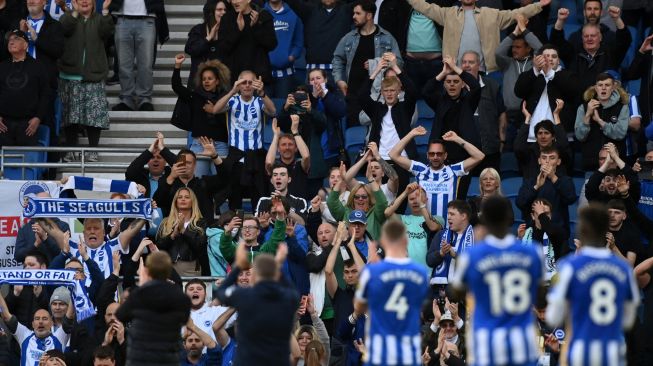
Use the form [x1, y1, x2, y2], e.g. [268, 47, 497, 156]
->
[604, 69, 621, 82]
[5, 30, 28, 43]
[348, 210, 367, 224]
[439, 311, 454, 324]
[50, 286, 71, 306]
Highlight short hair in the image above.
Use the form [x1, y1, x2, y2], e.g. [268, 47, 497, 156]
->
[64, 257, 83, 267]
[308, 68, 327, 80]
[381, 220, 407, 244]
[238, 69, 257, 79]
[539, 43, 558, 54]
[243, 216, 261, 228]
[607, 199, 626, 212]
[596, 72, 614, 83]
[480, 196, 513, 229]
[604, 168, 620, 178]
[584, 0, 602, 9]
[354, 0, 376, 14]
[178, 148, 196, 160]
[343, 259, 357, 268]
[461, 50, 480, 63]
[145, 251, 173, 281]
[271, 162, 290, 174]
[295, 84, 310, 94]
[539, 146, 560, 157]
[93, 345, 115, 360]
[447, 200, 472, 219]
[578, 203, 609, 247]
[428, 139, 446, 150]
[278, 133, 296, 144]
[381, 76, 401, 90]
[24, 249, 48, 267]
[44, 349, 66, 361]
[184, 278, 206, 292]
[253, 253, 278, 281]
[582, 23, 601, 34]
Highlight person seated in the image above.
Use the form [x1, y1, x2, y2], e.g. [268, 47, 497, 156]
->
[156, 187, 209, 276]
[517, 198, 570, 281]
[467, 168, 513, 226]
[421, 299, 466, 366]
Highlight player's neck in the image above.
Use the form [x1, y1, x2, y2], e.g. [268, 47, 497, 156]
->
[384, 247, 406, 259]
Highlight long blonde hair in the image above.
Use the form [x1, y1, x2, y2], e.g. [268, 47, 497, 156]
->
[157, 187, 204, 238]
[304, 340, 326, 366]
[345, 183, 375, 210]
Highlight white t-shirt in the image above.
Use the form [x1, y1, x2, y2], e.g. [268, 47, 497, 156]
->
[190, 303, 238, 343]
[379, 107, 406, 160]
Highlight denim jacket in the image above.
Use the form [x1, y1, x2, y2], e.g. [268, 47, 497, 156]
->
[331, 25, 403, 83]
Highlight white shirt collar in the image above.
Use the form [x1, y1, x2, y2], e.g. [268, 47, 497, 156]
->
[484, 234, 516, 248]
[579, 246, 611, 258]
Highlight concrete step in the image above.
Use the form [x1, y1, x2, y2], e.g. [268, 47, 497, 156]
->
[78, 136, 188, 147]
[109, 111, 173, 122]
[107, 97, 177, 111]
[106, 84, 176, 97]
[165, 5, 204, 15]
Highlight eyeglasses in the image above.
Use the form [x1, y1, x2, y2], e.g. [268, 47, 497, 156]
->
[242, 225, 258, 231]
[242, 80, 253, 85]
[440, 322, 456, 328]
[427, 152, 445, 157]
[353, 195, 368, 200]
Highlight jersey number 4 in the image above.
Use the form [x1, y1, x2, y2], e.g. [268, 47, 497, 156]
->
[385, 283, 409, 320]
[484, 269, 532, 316]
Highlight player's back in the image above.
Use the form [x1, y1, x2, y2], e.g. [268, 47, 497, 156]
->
[555, 250, 638, 366]
[360, 258, 429, 366]
[453, 236, 544, 366]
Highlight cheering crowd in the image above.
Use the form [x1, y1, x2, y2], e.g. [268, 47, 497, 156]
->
[0, 0, 653, 364]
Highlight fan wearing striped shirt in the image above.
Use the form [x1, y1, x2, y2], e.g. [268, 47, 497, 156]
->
[389, 126, 485, 221]
[212, 70, 277, 210]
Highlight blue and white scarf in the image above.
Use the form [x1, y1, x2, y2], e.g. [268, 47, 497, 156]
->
[23, 197, 153, 220]
[523, 227, 557, 280]
[61, 176, 141, 198]
[0, 270, 96, 321]
[431, 225, 474, 285]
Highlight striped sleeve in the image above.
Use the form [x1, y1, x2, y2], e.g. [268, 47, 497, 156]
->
[545, 261, 573, 327]
[450, 162, 467, 176]
[629, 96, 641, 118]
[409, 160, 428, 177]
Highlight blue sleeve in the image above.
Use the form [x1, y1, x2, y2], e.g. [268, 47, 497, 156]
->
[287, 226, 309, 261]
[84, 257, 105, 301]
[290, 16, 304, 59]
[49, 252, 71, 269]
[205, 345, 223, 365]
[646, 121, 653, 141]
[216, 267, 243, 307]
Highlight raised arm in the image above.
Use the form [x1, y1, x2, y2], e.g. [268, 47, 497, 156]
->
[390, 126, 426, 171]
[265, 118, 281, 175]
[187, 317, 217, 349]
[212, 79, 244, 114]
[344, 150, 373, 190]
[290, 114, 311, 173]
[385, 185, 410, 218]
[324, 222, 346, 297]
[118, 219, 146, 252]
[36, 217, 68, 251]
[442, 131, 485, 173]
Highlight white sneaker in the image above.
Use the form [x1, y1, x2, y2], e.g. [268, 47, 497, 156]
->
[63, 152, 77, 162]
[86, 152, 99, 162]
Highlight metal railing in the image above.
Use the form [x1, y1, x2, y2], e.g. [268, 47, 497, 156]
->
[0, 146, 211, 179]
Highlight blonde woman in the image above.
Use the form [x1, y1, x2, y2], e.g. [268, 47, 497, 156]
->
[292, 295, 330, 366]
[468, 168, 512, 226]
[574, 72, 630, 171]
[156, 187, 208, 276]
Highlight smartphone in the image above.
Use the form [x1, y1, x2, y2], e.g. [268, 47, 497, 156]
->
[638, 158, 653, 180]
[235, 209, 244, 220]
[293, 92, 308, 103]
[176, 154, 186, 166]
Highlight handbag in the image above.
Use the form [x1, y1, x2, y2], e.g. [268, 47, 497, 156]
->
[170, 97, 192, 131]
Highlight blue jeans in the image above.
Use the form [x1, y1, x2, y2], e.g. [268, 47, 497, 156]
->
[189, 139, 228, 177]
[115, 17, 156, 109]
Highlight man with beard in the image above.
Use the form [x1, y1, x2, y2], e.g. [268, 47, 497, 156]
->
[180, 318, 221, 366]
[606, 199, 642, 266]
[332, 0, 402, 126]
[0, 293, 73, 366]
[49, 287, 71, 332]
[585, 143, 640, 204]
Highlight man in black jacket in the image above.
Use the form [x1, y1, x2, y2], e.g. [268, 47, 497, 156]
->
[125, 133, 176, 198]
[550, 6, 631, 92]
[216, 243, 299, 366]
[358, 53, 417, 203]
[116, 251, 191, 366]
[624, 33, 653, 146]
[218, 1, 277, 84]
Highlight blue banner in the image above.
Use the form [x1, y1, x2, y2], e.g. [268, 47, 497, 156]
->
[23, 197, 152, 219]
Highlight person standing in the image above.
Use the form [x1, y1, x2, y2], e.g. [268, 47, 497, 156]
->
[58, 0, 114, 162]
[451, 196, 544, 365]
[115, 251, 191, 366]
[215, 243, 299, 366]
[354, 220, 429, 365]
[546, 204, 640, 366]
[264, 0, 303, 98]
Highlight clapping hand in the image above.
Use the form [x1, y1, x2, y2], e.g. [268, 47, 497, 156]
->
[198, 136, 217, 158]
[615, 174, 630, 195]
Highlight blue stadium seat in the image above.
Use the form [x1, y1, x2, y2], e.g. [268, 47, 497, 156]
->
[568, 200, 579, 226]
[500, 152, 519, 178]
[263, 121, 273, 150]
[186, 132, 193, 148]
[271, 98, 286, 117]
[414, 118, 432, 159]
[345, 126, 368, 164]
[468, 176, 481, 197]
[621, 26, 641, 70]
[572, 176, 586, 194]
[502, 177, 523, 198]
[416, 99, 434, 120]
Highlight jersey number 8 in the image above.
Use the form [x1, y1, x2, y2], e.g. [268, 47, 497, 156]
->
[589, 279, 617, 325]
[484, 269, 531, 316]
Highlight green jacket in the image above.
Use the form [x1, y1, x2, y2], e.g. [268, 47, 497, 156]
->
[326, 189, 388, 240]
[58, 12, 114, 82]
[219, 219, 287, 263]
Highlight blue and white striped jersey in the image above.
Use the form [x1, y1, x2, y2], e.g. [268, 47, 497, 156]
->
[227, 95, 266, 151]
[546, 247, 640, 366]
[45, 0, 72, 20]
[356, 258, 429, 366]
[409, 161, 466, 220]
[15, 322, 68, 366]
[69, 238, 127, 280]
[452, 234, 544, 366]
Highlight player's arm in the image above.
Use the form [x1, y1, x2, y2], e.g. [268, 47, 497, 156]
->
[448, 252, 470, 301]
[353, 267, 371, 315]
[634, 256, 653, 289]
[545, 263, 573, 327]
[623, 268, 641, 331]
